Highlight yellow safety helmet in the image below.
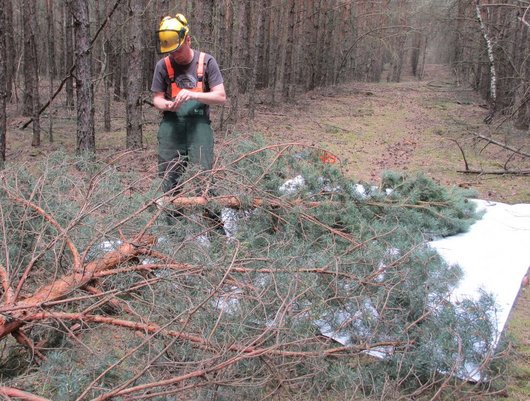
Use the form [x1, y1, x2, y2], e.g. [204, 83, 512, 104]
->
[157, 14, 189, 53]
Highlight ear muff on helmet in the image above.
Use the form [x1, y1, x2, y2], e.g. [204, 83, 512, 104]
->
[157, 14, 190, 54]
[175, 13, 187, 26]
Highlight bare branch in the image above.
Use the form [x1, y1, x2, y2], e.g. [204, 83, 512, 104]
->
[0, 387, 52, 401]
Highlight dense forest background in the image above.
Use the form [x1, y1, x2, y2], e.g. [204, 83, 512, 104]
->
[0, 0, 529, 165]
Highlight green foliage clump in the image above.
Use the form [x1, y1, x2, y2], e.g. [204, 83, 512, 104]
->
[0, 139, 501, 400]
[381, 170, 480, 238]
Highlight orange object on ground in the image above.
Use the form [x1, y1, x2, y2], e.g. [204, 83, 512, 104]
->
[319, 152, 338, 164]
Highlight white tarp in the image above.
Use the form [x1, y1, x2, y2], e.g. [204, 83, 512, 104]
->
[313, 198, 530, 381]
[430, 199, 530, 347]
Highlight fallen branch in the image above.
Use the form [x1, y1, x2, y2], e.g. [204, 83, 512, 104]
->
[457, 169, 530, 175]
[24, 311, 411, 358]
[0, 387, 52, 401]
[167, 195, 325, 209]
[474, 133, 530, 159]
[0, 264, 14, 306]
[448, 138, 470, 171]
[0, 235, 156, 339]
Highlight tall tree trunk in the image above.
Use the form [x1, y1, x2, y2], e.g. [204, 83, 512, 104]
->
[22, 0, 34, 117]
[64, 2, 75, 110]
[282, 0, 296, 100]
[125, 0, 145, 149]
[70, 0, 95, 154]
[46, 0, 57, 79]
[194, 0, 214, 51]
[113, 39, 123, 101]
[143, 5, 155, 90]
[256, 0, 269, 89]
[4, 0, 15, 102]
[267, 0, 280, 100]
[103, 4, 112, 132]
[0, 1, 7, 168]
[515, 25, 530, 130]
[475, 0, 497, 123]
[110, 0, 126, 102]
[225, 1, 239, 124]
[46, 0, 56, 142]
[23, 0, 40, 146]
[248, 0, 264, 119]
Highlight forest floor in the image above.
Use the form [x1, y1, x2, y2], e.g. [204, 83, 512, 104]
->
[5, 63, 530, 399]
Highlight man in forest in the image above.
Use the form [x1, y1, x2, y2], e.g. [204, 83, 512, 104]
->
[151, 14, 226, 226]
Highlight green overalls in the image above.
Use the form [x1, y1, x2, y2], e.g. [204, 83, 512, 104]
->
[157, 101, 213, 194]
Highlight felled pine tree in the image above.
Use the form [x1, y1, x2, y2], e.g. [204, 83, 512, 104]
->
[0, 138, 498, 401]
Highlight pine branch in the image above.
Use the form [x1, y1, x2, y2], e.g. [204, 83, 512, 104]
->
[0, 387, 52, 401]
[0, 235, 155, 339]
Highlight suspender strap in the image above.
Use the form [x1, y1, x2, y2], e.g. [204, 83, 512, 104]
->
[164, 52, 207, 98]
[164, 56, 179, 99]
[196, 51, 206, 92]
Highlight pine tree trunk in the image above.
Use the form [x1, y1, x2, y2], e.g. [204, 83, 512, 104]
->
[22, 0, 40, 146]
[0, 1, 6, 168]
[282, 0, 295, 100]
[225, 1, 239, 124]
[267, 0, 280, 100]
[22, 0, 34, 117]
[142, 6, 154, 91]
[125, 0, 145, 149]
[247, 0, 264, 119]
[320, 0, 334, 86]
[46, 0, 56, 143]
[4, 0, 15, 102]
[515, 24, 530, 129]
[112, 4, 125, 102]
[112, 47, 122, 101]
[46, 0, 57, 80]
[256, 0, 269, 89]
[70, 0, 95, 154]
[238, 0, 250, 96]
[64, 2, 75, 110]
[103, 3, 112, 132]
[194, 0, 214, 50]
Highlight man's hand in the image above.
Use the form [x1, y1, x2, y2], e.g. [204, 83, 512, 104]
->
[152, 84, 226, 112]
[153, 91, 195, 112]
[171, 89, 196, 110]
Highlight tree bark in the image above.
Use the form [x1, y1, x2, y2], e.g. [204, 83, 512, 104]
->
[22, 0, 41, 146]
[64, 2, 75, 110]
[247, 0, 264, 119]
[282, 0, 296, 100]
[475, 0, 497, 122]
[46, 0, 56, 143]
[0, 1, 6, 168]
[0, 236, 156, 339]
[125, 0, 145, 149]
[46, 0, 57, 80]
[4, 0, 15, 102]
[70, 0, 95, 154]
[194, 0, 214, 50]
[515, 13, 530, 129]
